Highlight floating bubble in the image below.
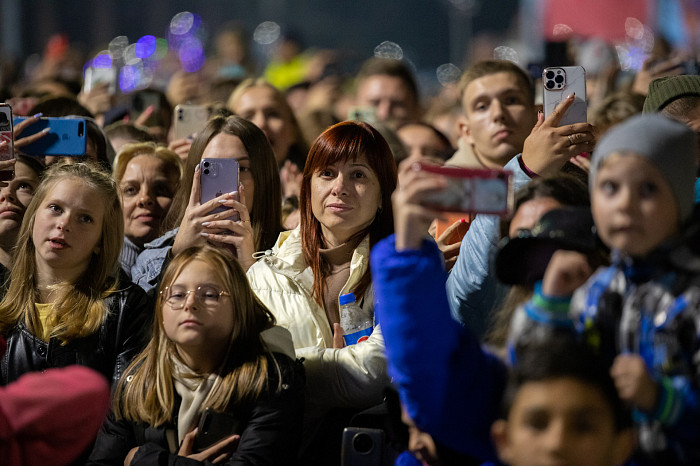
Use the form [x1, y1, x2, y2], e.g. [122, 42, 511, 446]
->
[108, 36, 129, 61]
[123, 43, 138, 63]
[436, 63, 462, 86]
[170, 12, 195, 35]
[552, 24, 574, 38]
[374, 41, 403, 60]
[154, 38, 169, 60]
[493, 46, 520, 64]
[625, 17, 645, 41]
[119, 64, 141, 93]
[135, 35, 157, 59]
[253, 21, 281, 45]
[179, 36, 205, 72]
[92, 51, 112, 69]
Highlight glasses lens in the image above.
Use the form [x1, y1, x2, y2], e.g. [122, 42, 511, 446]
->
[196, 286, 222, 304]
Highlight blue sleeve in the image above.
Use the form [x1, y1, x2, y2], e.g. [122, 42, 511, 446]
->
[131, 246, 171, 295]
[446, 155, 532, 336]
[371, 235, 506, 462]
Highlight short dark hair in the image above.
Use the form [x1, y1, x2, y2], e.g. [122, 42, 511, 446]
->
[503, 335, 631, 431]
[357, 58, 419, 105]
[458, 60, 534, 108]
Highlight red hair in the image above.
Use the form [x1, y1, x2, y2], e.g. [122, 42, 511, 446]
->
[300, 121, 397, 304]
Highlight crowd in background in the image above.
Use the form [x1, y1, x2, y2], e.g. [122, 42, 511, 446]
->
[1, 15, 700, 466]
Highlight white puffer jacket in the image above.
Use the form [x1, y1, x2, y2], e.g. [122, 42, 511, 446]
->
[247, 228, 389, 416]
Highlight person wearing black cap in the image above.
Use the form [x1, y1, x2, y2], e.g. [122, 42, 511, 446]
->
[511, 113, 700, 464]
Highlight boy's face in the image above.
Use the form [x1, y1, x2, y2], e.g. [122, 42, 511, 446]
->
[591, 152, 679, 257]
[492, 378, 633, 466]
[459, 71, 536, 168]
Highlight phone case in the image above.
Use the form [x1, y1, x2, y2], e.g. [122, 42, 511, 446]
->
[200, 158, 240, 219]
[0, 104, 14, 181]
[341, 427, 384, 466]
[84, 66, 117, 94]
[174, 104, 212, 139]
[192, 408, 242, 453]
[12, 117, 87, 156]
[542, 66, 587, 126]
[130, 91, 163, 126]
[419, 163, 513, 216]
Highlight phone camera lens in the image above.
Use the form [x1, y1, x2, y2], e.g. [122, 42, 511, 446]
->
[203, 161, 210, 167]
[545, 80, 555, 90]
[352, 433, 374, 454]
[203, 169, 210, 175]
[555, 75, 564, 84]
[545, 70, 555, 80]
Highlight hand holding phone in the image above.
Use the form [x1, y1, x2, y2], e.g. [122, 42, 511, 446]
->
[13, 117, 86, 156]
[200, 158, 240, 220]
[192, 408, 242, 453]
[0, 104, 14, 181]
[542, 66, 587, 126]
[417, 163, 513, 216]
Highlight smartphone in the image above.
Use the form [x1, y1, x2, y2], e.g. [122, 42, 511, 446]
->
[0, 104, 14, 181]
[192, 408, 242, 453]
[129, 90, 163, 126]
[200, 158, 239, 219]
[13, 116, 87, 156]
[174, 104, 212, 139]
[84, 66, 118, 95]
[542, 66, 587, 126]
[418, 163, 513, 216]
[341, 427, 384, 466]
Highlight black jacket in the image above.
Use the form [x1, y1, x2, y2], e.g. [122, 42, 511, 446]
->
[0, 274, 152, 387]
[87, 353, 305, 466]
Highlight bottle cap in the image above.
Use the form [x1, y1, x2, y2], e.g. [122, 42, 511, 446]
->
[338, 293, 356, 306]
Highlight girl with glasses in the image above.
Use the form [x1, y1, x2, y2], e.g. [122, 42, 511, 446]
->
[89, 246, 304, 465]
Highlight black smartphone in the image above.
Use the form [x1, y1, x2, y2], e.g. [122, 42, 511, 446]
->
[129, 90, 163, 126]
[192, 408, 242, 453]
[341, 427, 384, 466]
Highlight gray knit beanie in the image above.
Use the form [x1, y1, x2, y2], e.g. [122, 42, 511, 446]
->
[643, 75, 700, 113]
[590, 114, 698, 222]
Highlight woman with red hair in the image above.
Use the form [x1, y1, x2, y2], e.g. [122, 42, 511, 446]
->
[247, 120, 397, 463]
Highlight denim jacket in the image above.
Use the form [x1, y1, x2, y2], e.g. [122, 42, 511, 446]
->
[130, 228, 178, 295]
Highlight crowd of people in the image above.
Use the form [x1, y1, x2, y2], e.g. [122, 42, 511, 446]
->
[1, 22, 700, 466]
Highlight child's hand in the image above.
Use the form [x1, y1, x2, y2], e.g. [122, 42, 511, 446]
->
[541, 250, 592, 297]
[610, 354, 659, 412]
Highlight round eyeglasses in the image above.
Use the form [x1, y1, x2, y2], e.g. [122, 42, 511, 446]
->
[160, 286, 230, 309]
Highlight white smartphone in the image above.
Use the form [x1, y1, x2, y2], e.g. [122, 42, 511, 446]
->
[200, 158, 239, 220]
[542, 66, 587, 126]
[83, 66, 117, 94]
[0, 104, 14, 181]
[174, 104, 212, 139]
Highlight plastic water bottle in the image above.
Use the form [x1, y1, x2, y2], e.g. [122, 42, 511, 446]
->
[339, 293, 373, 346]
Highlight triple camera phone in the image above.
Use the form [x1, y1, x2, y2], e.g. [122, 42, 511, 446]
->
[542, 65, 587, 126]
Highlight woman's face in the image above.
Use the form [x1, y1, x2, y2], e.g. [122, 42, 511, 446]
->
[233, 86, 295, 165]
[201, 133, 254, 212]
[120, 155, 179, 248]
[0, 161, 41, 243]
[32, 178, 105, 283]
[310, 153, 382, 247]
[162, 259, 234, 360]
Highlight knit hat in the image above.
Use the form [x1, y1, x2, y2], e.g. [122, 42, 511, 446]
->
[642, 75, 700, 113]
[590, 113, 698, 222]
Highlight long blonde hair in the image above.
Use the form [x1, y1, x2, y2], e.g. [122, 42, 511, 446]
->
[0, 162, 123, 343]
[114, 246, 277, 426]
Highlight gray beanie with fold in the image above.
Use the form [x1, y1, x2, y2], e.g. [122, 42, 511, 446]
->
[590, 114, 698, 222]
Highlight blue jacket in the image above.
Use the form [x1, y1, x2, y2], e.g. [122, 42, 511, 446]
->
[446, 155, 533, 336]
[130, 228, 178, 295]
[372, 235, 507, 463]
[510, 243, 700, 465]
